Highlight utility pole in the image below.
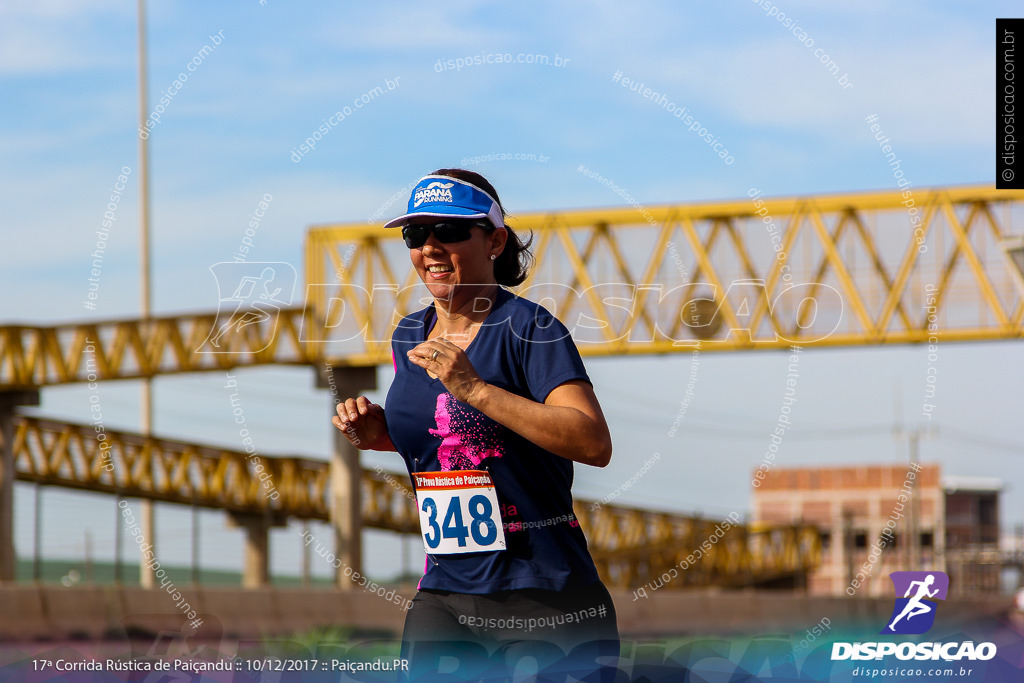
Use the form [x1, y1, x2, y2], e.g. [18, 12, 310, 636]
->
[908, 430, 920, 570]
[843, 508, 854, 592]
[137, 0, 156, 588]
[893, 424, 937, 570]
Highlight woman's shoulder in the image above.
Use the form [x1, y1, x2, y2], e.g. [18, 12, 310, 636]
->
[391, 304, 433, 343]
[491, 288, 574, 343]
[493, 288, 562, 325]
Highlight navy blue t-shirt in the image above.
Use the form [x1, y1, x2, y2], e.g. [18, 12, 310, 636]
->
[384, 288, 601, 594]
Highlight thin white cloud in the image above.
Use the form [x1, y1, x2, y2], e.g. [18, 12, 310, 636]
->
[325, 2, 516, 52]
[606, 31, 989, 150]
[0, 0, 129, 75]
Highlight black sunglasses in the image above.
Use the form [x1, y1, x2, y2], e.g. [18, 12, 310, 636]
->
[401, 221, 492, 249]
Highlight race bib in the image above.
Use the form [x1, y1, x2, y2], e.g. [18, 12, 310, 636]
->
[413, 470, 506, 554]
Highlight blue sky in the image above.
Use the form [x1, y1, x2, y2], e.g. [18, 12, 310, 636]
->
[1, 1, 1020, 582]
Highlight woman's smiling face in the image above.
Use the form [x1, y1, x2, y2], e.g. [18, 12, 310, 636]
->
[409, 221, 507, 305]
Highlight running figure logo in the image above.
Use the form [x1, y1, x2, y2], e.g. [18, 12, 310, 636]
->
[197, 262, 296, 354]
[881, 570, 949, 635]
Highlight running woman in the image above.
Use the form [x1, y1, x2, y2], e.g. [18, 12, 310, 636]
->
[334, 168, 620, 681]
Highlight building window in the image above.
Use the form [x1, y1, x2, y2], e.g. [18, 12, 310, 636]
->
[853, 531, 868, 549]
[819, 531, 831, 551]
[920, 531, 933, 548]
[978, 496, 997, 526]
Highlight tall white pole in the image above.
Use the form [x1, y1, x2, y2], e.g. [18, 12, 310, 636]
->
[137, 0, 156, 589]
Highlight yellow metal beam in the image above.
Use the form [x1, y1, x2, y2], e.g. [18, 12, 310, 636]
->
[11, 416, 817, 589]
[13, 416, 329, 519]
[0, 309, 319, 389]
[305, 184, 1024, 362]
[3, 185, 1022, 388]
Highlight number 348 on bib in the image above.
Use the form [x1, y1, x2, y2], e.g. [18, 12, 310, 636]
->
[413, 470, 506, 554]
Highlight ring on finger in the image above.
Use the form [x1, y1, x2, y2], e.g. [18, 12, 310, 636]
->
[431, 349, 439, 361]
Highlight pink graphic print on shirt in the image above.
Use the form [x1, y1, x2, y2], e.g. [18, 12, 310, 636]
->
[428, 393, 505, 470]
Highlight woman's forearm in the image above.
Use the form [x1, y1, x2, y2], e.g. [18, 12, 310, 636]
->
[466, 382, 612, 467]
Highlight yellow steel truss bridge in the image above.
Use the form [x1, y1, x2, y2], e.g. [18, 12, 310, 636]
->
[10, 415, 818, 589]
[1, 186, 1021, 388]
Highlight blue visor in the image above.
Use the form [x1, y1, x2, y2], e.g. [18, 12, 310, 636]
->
[383, 175, 505, 229]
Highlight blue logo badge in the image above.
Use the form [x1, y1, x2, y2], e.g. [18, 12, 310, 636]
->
[881, 571, 949, 635]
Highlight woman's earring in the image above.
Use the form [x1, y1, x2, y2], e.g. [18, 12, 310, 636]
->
[490, 254, 497, 261]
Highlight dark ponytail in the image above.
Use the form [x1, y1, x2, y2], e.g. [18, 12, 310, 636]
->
[431, 168, 534, 286]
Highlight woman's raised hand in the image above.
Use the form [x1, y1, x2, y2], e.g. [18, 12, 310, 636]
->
[332, 396, 393, 451]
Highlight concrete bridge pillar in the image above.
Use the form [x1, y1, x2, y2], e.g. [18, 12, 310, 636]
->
[317, 365, 376, 590]
[226, 511, 286, 588]
[0, 391, 40, 582]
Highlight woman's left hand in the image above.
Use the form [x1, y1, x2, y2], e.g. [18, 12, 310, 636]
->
[408, 338, 485, 404]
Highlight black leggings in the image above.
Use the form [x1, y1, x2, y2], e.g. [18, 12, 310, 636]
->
[400, 581, 620, 682]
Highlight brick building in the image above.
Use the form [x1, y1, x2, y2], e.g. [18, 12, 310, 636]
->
[750, 463, 1000, 596]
